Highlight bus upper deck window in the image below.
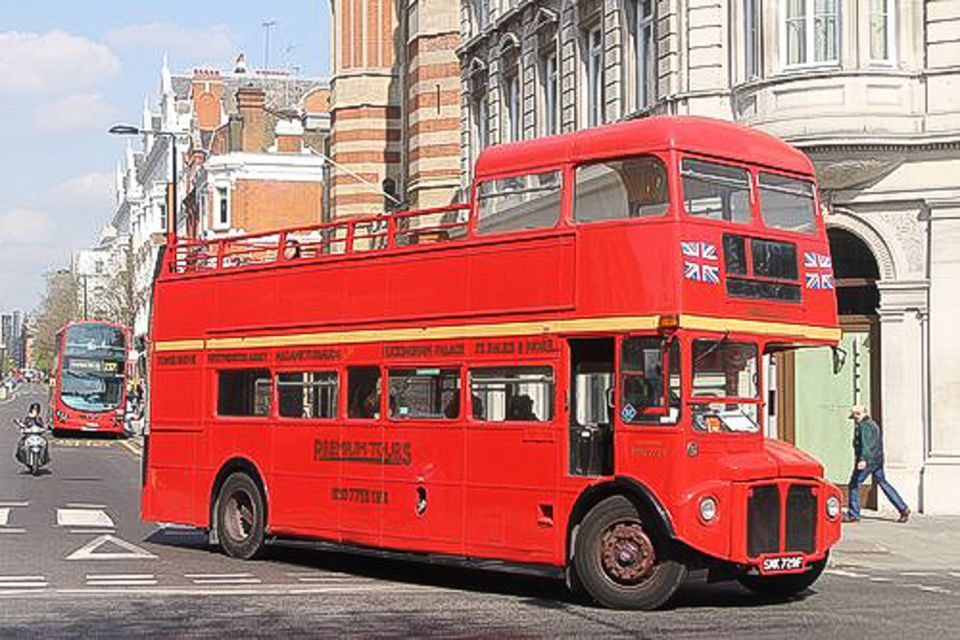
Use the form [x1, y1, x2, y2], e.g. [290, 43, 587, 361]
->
[758, 172, 817, 234]
[476, 170, 562, 235]
[681, 158, 751, 224]
[574, 156, 669, 223]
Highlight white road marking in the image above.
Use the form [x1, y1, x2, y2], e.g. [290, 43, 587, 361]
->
[0, 529, 26, 534]
[184, 573, 255, 579]
[825, 569, 868, 579]
[67, 503, 107, 509]
[190, 578, 263, 585]
[901, 571, 936, 577]
[86, 574, 155, 580]
[66, 534, 157, 560]
[69, 529, 116, 535]
[0, 576, 47, 588]
[904, 583, 953, 595]
[0, 509, 9, 526]
[870, 577, 892, 582]
[949, 572, 960, 579]
[0, 502, 28, 507]
[57, 508, 114, 528]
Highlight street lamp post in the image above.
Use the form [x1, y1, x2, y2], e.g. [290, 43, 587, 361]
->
[109, 124, 179, 245]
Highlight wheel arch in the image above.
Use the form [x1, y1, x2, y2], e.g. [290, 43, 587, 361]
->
[566, 477, 676, 563]
[208, 457, 269, 535]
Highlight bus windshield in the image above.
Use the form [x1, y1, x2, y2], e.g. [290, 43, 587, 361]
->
[61, 324, 126, 412]
[690, 339, 760, 433]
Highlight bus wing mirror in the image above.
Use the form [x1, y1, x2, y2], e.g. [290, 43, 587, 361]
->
[832, 346, 847, 375]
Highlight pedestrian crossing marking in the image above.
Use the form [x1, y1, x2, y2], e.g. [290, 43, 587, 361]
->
[57, 508, 114, 528]
[66, 534, 156, 561]
[0, 508, 9, 526]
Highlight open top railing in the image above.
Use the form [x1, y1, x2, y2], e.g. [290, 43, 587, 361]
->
[168, 203, 472, 276]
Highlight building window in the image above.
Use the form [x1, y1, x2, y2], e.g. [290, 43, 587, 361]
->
[585, 26, 605, 127]
[501, 53, 521, 143]
[471, 72, 490, 164]
[869, 0, 894, 63]
[540, 48, 559, 136]
[158, 203, 167, 232]
[784, 0, 839, 67]
[474, 0, 489, 32]
[744, 0, 760, 79]
[215, 186, 230, 230]
[632, 0, 657, 109]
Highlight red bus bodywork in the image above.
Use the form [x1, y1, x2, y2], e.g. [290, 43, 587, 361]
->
[144, 117, 842, 600]
[52, 320, 129, 435]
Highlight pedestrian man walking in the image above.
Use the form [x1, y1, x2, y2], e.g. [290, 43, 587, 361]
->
[845, 405, 910, 523]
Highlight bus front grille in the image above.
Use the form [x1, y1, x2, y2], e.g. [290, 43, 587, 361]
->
[747, 485, 780, 557]
[785, 485, 817, 554]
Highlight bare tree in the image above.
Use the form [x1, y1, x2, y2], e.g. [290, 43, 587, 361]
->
[31, 270, 80, 371]
[93, 246, 135, 329]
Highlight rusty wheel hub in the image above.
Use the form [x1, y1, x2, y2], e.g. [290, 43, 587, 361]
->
[599, 521, 656, 585]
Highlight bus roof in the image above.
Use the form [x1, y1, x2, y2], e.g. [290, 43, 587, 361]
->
[474, 116, 815, 179]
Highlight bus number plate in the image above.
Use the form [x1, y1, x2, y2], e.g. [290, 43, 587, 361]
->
[760, 555, 806, 575]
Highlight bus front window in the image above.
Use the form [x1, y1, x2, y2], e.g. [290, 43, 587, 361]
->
[61, 324, 126, 413]
[691, 339, 760, 433]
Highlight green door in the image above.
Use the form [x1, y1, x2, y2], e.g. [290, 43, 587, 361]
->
[792, 328, 874, 486]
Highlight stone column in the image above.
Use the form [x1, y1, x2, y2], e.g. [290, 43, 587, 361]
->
[876, 280, 928, 514]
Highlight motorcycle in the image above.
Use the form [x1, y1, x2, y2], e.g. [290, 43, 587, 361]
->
[15, 418, 50, 476]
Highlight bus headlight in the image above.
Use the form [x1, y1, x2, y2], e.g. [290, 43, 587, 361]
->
[699, 496, 718, 523]
[826, 496, 841, 520]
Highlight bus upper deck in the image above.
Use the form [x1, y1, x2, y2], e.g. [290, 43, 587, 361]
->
[157, 116, 837, 349]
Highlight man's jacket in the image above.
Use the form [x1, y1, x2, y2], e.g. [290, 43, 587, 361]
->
[854, 418, 884, 466]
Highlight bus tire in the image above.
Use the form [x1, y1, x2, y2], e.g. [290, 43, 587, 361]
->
[573, 495, 687, 610]
[215, 472, 266, 560]
[737, 554, 828, 597]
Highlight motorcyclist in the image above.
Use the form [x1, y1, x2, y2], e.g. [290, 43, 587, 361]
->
[15, 402, 47, 465]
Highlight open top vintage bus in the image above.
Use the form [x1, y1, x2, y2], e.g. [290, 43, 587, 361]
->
[144, 116, 843, 609]
[52, 320, 129, 435]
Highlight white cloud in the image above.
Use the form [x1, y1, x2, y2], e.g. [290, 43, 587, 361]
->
[106, 22, 238, 63]
[32, 93, 121, 134]
[0, 31, 121, 94]
[48, 171, 116, 212]
[0, 208, 52, 243]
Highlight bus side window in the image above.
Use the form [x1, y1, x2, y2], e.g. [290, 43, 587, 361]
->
[218, 369, 272, 417]
[348, 366, 381, 420]
[278, 371, 338, 419]
[388, 368, 461, 420]
[469, 366, 554, 423]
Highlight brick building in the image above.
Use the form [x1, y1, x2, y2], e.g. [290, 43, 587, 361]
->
[329, 0, 462, 216]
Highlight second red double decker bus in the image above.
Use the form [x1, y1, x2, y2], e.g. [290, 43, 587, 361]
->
[51, 320, 129, 435]
[144, 116, 843, 609]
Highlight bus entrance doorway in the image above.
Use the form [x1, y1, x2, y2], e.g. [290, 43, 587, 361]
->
[568, 338, 615, 477]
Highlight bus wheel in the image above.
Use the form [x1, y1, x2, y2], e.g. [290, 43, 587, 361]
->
[573, 496, 687, 610]
[737, 554, 828, 597]
[216, 473, 266, 560]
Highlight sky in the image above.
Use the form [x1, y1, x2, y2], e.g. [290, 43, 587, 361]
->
[0, 1, 330, 314]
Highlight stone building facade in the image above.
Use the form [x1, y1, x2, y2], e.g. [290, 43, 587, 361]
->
[458, 0, 960, 514]
[330, 0, 462, 215]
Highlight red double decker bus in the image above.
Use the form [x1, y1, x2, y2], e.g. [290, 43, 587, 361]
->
[52, 320, 129, 435]
[144, 116, 843, 609]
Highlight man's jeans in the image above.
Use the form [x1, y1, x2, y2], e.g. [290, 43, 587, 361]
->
[848, 464, 909, 519]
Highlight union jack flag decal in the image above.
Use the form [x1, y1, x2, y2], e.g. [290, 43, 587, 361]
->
[804, 251, 834, 290]
[682, 241, 719, 284]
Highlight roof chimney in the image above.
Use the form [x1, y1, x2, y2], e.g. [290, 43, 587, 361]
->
[236, 86, 267, 153]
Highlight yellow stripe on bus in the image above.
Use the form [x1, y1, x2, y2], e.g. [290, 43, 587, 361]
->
[152, 314, 839, 353]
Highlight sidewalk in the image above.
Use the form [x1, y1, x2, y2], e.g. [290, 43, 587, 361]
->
[831, 513, 960, 572]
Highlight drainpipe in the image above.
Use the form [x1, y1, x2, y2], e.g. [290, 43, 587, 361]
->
[919, 200, 932, 512]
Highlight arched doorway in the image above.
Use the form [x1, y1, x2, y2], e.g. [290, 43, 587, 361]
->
[778, 228, 881, 507]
